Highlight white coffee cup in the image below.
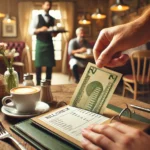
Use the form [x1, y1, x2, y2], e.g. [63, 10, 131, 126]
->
[86, 48, 92, 54]
[2, 86, 40, 113]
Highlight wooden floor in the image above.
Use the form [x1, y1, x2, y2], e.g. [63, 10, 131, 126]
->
[33, 72, 74, 85]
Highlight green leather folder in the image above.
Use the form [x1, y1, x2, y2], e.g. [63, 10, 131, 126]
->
[10, 104, 150, 150]
[107, 104, 150, 124]
[11, 119, 81, 150]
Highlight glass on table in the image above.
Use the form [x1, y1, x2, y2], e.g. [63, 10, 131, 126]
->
[86, 48, 92, 54]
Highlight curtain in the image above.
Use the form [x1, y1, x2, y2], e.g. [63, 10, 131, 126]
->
[57, 2, 75, 74]
[18, 2, 34, 73]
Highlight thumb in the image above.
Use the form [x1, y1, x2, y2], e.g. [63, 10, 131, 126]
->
[96, 43, 117, 68]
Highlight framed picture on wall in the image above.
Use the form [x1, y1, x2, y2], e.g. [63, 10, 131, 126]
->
[2, 19, 17, 37]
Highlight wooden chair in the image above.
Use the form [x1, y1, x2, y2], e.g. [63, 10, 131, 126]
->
[68, 54, 74, 81]
[13, 47, 32, 83]
[122, 50, 150, 100]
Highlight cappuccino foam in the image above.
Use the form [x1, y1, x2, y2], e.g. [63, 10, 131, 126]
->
[12, 87, 38, 94]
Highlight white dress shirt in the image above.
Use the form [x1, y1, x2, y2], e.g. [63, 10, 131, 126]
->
[29, 10, 53, 35]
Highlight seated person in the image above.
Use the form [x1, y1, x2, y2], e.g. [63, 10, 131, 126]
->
[68, 27, 92, 83]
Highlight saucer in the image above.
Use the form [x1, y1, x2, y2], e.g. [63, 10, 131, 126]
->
[1, 101, 50, 118]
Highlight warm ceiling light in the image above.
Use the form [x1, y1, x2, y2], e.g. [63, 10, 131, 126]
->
[7, 18, 12, 23]
[78, 15, 91, 25]
[3, 14, 14, 23]
[78, 0, 91, 25]
[0, 13, 5, 18]
[3, 0, 14, 23]
[91, 8, 106, 19]
[110, 0, 129, 12]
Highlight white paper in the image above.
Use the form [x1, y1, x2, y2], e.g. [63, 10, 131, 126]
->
[39, 106, 109, 141]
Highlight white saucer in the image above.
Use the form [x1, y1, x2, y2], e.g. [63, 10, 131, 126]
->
[1, 101, 50, 118]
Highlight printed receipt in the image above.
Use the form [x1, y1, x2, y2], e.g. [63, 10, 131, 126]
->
[39, 106, 109, 141]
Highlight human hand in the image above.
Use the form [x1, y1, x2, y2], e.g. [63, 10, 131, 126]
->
[81, 122, 150, 150]
[51, 32, 58, 37]
[79, 47, 87, 53]
[40, 26, 48, 32]
[93, 25, 131, 68]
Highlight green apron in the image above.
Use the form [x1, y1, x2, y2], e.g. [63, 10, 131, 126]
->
[35, 40, 55, 67]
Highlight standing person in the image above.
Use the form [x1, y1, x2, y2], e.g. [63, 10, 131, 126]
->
[68, 27, 92, 83]
[29, 0, 55, 85]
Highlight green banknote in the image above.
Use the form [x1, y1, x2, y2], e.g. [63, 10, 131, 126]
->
[70, 63, 122, 114]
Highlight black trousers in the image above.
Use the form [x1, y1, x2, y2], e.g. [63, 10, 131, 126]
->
[72, 65, 79, 83]
[36, 67, 52, 85]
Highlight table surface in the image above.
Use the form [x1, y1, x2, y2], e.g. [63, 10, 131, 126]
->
[0, 84, 150, 150]
[74, 53, 94, 59]
[45, 29, 68, 33]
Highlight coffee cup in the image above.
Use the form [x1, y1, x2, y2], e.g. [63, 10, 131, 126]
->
[2, 86, 40, 113]
[86, 48, 92, 54]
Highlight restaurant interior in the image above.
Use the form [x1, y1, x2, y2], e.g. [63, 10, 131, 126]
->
[0, 0, 150, 99]
[0, 0, 149, 102]
[0, 0, 150, 149]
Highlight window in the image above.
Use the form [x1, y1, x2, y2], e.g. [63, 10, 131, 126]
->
[31, 9, 62, 61]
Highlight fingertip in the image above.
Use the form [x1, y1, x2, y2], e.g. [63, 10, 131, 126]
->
[96, 59, 104, 68]
[82, 129, 88, 135]
[81, 138, 91, 149]
[81, 138, 89, 145]
[87, 124, 95, 130]
[82, 129, 86, 133]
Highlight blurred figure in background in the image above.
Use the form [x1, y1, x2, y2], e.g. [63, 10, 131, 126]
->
[68, 27, 92, 83]
[29, 0, 55, 85]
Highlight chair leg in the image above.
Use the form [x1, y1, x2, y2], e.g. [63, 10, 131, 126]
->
[68, 71, 71, 81]
[122, 83, 126, 97]
[68, 69, 74, 81]
[133, 84, 137, 100]
[19, 67, 24, 83]
[133, 91, 137, 100]
[68, 75, 71, 81]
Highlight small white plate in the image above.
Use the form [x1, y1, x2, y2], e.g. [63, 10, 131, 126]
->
[1, 101, 50, 118]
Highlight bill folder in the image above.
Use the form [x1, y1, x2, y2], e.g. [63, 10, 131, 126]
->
[11, 104, 150, 150]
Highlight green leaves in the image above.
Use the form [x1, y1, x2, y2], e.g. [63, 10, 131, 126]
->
[0, 43, 16, 69]
[5, 72, 17, 93]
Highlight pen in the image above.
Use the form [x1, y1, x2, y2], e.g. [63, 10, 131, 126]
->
[130, 104, 150, 113]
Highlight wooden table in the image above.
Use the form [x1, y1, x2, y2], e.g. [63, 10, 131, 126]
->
[0, 84, 150, 150]
[74, 53, 94, 59]
[46, 29, 68, 33]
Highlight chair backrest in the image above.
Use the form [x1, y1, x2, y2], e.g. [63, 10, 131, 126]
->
[89, 41, 95, 48]
[130, 50, 150, 84]
[5, 41, 25, 61]
[21, 47, 32, 73]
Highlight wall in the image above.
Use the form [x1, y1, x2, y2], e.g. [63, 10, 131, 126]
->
[0, 0, 109, 73]
[76, 0, 109, 41]
[0, 0, 150, 41]
[0, 0, 21, 41]
[0, 0, 110, 42]
[1, 0, 149, 73]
